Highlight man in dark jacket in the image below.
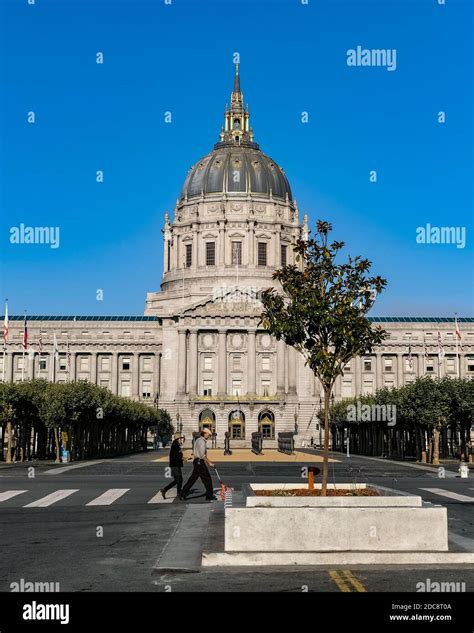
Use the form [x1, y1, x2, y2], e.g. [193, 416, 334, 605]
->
[160, 432, 184, 499]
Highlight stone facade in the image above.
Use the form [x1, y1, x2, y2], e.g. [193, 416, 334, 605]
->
[4, 66, 474, 447]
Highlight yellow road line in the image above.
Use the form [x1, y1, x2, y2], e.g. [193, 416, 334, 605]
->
[329, 570, 351, 592]
[343, 570, 367, 592]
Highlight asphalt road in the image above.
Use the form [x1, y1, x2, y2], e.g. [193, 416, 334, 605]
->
[0, 450, 473, 593]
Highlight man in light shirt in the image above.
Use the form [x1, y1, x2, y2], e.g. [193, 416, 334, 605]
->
[179, 428, 217, 501]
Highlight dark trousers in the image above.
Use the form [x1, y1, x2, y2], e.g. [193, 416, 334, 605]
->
[163, 466, 183, 495]
[181, 459, 214, 499]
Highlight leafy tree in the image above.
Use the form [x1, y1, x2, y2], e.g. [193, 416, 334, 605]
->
[261, 220, 388, 494]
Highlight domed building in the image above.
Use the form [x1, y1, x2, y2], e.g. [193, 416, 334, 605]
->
[145, 65, 310, 444]
[5, 65, 473, 449]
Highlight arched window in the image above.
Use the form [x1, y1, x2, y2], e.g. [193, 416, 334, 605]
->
[228, 409, 245, 440]
[258, 410, 275, 439]
[233, 119, 241, 130]
[199, 408, 216, 433]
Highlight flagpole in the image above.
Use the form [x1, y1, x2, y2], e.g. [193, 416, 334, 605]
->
[455, 314, 460, 379]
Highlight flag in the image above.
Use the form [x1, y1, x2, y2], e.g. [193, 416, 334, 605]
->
[407, 343, 413, 371]
[455, 315, 463, 351]
[437, 330, 445, 361]
[3, 302, 8, 348]
[53, 333, 59, 360]
[423, 336, 429, 361]
[23, 316, 28, 350]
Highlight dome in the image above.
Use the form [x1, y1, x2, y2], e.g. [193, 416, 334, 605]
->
[180, 145, 292, 201]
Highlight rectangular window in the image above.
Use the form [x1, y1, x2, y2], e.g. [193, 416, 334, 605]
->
[39, 356, 47, 371]
[185, 243, 192, 268]
[446, 358, 456, 373]
[142, 357, 152, 371]
[257, 242, 267, 266]
[363, 358, 372, 372]
[206, 242, 216, 266]
[59, 357, 67, 371]
[280, 244, 287, 267]
[363, 380, 374, 394]
[384, 380, 395, 389]
[80, 357, 89, 372]
[426, 359, 435, 372]
[384, 357, 393, 372]
[99, 379, 109, 389]
[261, 355, 271, 371]
[232, 354, 241, 369]
[203, 379, 213, 396]
[231, 241, 242, 265]
[122, 358, 131, 371]
[467, 358, 474, 372]
[261, 378, 271, 396]
[203, 356, 213, 371]
[142, 380, 152, 398]
[404, 357, 413, 372]
[101, 357, 111, 371]
[232, 378, 241, 396]
[343, 361, 351, 371]
[342, 380, 352, 397]
[120, 381, 131, 397]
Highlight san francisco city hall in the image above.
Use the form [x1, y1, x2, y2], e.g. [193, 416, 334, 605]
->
[5, 67, 474, 447]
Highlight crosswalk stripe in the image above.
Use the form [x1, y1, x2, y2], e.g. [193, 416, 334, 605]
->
[420, 488, 474, 503]
[24, 489, 79, 508]
[0, 490, 28, 503]
[86, 488, 130, 506]
[148, 491, 175, 504]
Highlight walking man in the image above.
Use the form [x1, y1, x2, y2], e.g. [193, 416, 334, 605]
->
[179, 428, 217, 501]
[160, 432, 184, 499]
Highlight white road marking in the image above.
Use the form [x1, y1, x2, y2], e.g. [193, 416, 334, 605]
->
[24, 489, 79, 507]
[43, 461, 107, 475]
[148, 490, 175, 504]
[420, 488, 474, 503]
[86, 488, 129, 506]
[0, 490, 28, 503]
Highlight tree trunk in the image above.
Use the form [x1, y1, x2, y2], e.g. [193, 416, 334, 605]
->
[54, 427, 61, 463]
[5, 421, 12, 464]
[432, 428, 440, 465]
[321, 388, 331, 496]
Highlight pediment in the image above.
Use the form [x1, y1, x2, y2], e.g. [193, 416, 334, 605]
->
[180, 287, 264, 317]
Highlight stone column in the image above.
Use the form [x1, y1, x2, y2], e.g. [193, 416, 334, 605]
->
[132, 353, 139, 399]
[192, 226, 198, 270]
[90, 352, 97, 384]
[248, 221, 255, 266]
[69, 352, 77, 382]
[274, 225, 281, 267]
[27, 351, 35, 379]
[218, 222, 225, 266]
[397, 353, 403, 387]
[376, 353, 383, 390]
[188, 330, 198, 395]
[217, 330, 227, 395]
[111, 352, 118, 395]
[247, 329, 256, 394]
[354, 356, 362, 395]
[277, 339, 285, 394]
[177, 330, 187, 394]
[5, 351, 13, 383]
[288, 346, 297, 394]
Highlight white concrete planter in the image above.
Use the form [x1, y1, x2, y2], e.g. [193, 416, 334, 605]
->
[224, 483, 448, 553]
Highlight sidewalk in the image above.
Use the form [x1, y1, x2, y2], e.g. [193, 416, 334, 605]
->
[153, 448, 340, 463]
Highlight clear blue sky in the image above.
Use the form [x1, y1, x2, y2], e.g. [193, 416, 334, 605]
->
[0, 0, 472, 317]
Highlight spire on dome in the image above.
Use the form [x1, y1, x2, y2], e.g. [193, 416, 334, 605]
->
[215, 63, 257, 149]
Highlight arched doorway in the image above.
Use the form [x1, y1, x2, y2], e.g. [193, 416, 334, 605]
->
[199, 408, 216, 433]
[258, 410, 275, 439]
[228, 409, 245, 440]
